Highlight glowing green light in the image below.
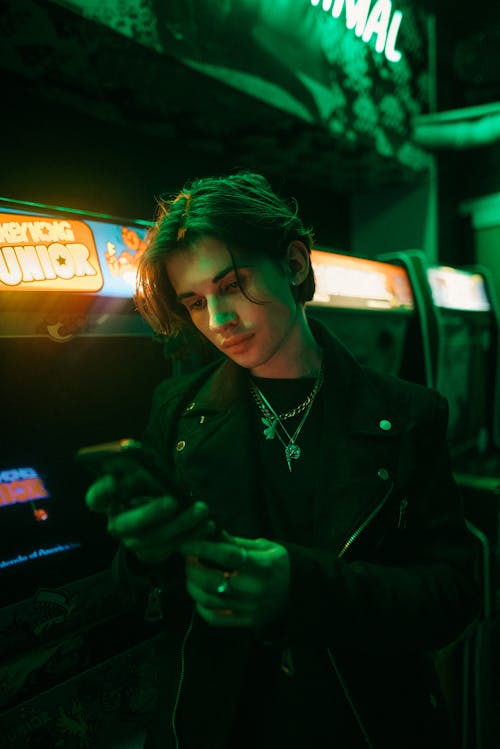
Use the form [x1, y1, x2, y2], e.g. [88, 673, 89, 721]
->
[0, 196, 153, 228]
[310, 0, 403, 63]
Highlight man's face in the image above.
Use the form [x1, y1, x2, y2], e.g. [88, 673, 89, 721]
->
[166, 237, 300, 376]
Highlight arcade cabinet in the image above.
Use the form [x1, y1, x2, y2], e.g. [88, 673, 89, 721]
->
[0, 197, 173, 748]
[306, 248, 433, 386]
[377, 249, 498, 749]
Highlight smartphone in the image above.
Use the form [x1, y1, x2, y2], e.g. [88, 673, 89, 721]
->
[76, 437, 163, 476]
[75, 438, 187, 510]
[77, 439, 223, 558]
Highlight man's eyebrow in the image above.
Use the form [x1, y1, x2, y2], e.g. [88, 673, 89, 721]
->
[176, 264, 251, 301]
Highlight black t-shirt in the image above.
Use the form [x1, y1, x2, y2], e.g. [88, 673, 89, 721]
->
[249, 375, 324, 546]
[228, 377, 346, 747]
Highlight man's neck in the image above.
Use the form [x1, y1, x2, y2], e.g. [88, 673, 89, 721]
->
[250, 314, 322, 379]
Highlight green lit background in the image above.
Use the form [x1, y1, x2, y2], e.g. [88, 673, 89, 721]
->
[1, 2, 500, 748]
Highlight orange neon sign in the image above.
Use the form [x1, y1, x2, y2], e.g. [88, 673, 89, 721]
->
[0, 477, 49, 506]
[0, 213, 103, 292]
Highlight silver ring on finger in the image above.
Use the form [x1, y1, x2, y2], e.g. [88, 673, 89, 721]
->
[216, 577, 231, 596]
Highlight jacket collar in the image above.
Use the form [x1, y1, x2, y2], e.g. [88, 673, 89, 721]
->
[183, 318, 399, 440]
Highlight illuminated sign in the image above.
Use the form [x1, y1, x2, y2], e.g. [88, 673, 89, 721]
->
[0, 213, 103, 292]
[311, 0, 403, 63]
[427, 266, 491, 312]
[0, 203, 151, 298]
[0, 467, 50, 507]
[310, 249, 414, 310]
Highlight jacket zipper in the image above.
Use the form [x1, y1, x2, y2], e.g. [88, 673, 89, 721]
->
[398, 497, 408, 530]
[326, 647, 375, 749]
[338, 482, 394, 559]
[327, 482, 395, 748]
[171, 608, 195, 749]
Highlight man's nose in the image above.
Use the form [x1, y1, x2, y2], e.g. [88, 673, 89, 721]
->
[207, 298, 237, 330]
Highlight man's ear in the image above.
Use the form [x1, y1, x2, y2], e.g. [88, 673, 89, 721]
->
[285, 241, 310, 286]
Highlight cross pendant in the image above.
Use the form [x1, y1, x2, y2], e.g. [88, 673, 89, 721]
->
[285, 443, 301, 472]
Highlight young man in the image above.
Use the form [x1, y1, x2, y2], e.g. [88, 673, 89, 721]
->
[86, 172, 479, 748]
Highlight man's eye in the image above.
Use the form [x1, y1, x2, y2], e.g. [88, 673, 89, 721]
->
[223, 280, 240, 293]
[188, 299, 205, 311]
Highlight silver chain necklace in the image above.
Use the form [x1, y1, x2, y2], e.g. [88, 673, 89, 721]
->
[249, 361, 324, 472]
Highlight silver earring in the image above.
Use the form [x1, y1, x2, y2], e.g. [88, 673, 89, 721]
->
[290, 278, 297, 287]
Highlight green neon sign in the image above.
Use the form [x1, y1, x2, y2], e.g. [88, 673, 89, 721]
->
[311, 0, 403, 63]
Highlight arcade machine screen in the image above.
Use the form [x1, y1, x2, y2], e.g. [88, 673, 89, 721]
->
[0, 198, 168, 609]
[427, 265, 495, 460]
[306, 250, 418, 381]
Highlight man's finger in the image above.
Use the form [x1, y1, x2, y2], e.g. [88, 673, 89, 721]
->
[180, 539, 250, 570]
[110, 500, 211, 542]
[221, 532, 272, 551]
[85, 474, 117, 513]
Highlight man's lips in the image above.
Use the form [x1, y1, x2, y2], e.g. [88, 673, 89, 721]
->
[221, 333, 254, 350]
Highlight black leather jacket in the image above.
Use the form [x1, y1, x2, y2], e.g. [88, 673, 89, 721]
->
[117, 320, 479, 748]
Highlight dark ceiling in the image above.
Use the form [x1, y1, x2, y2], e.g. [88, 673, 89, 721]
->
[2, 0, 500, 198]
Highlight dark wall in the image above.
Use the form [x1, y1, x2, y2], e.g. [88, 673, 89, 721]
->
[432, 4, 500, 266]
[437, 145, 500, 266]
[1, 73, 350, 249]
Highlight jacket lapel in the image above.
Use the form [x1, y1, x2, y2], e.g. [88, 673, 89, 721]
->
[173, 359, 262, 537]
[312, 327, 401, 554]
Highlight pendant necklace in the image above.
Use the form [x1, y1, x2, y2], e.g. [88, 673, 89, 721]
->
[249, 361, 324, 472]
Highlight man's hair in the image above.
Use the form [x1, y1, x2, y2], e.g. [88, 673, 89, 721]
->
[135, 171, 315, 337]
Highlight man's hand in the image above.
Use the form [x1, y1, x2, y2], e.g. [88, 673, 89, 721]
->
[85, 474, 215, 563]
[180, 532, 290, 628]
